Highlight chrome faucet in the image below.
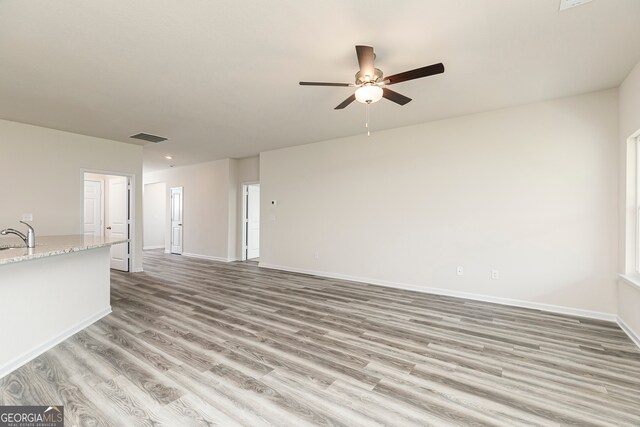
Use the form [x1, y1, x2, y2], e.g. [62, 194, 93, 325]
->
[1, 221, 35, 248]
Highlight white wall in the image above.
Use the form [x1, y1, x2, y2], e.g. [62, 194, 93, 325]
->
[260, 89, 619, 317]
[0, 119, 144, 271]
[618, 61, 640, 341]
[144, 159, 232, 261]
[143, 182, 166, 249]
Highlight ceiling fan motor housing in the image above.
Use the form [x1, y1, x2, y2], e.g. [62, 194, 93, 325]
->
[355, 68, 384, 84]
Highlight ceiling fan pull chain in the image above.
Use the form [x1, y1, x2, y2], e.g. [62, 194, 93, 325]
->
[366, 102, 371, 137]
[365, 102, 369, 136]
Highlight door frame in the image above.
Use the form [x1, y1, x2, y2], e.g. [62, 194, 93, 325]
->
[241, 181, 260, 261]
[80, 169, 136, 272]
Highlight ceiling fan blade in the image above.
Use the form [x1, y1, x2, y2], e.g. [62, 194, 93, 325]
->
[299, 81, 352, 87]
[382, 88, 412, 105]
[355, 45, 375, 78]
[385, 63, 445, 85]
[335, 94, 356, 110]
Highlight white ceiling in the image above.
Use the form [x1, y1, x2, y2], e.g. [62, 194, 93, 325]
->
[1, 0, 639, 172]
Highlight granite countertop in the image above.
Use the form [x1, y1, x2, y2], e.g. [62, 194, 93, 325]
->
[0, 235, 128, 265]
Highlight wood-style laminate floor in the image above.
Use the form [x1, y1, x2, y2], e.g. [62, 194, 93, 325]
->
[1, 250, 640, 426]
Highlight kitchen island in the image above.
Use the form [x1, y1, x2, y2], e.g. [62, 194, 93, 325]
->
[0, 235, 127, 378]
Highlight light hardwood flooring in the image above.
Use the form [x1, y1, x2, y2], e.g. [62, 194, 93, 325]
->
[1, 250, 640, 426]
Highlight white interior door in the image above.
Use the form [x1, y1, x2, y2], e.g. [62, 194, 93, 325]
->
[171, 187, 183, 254]
[108, 176, 129, 271]
[246, 184, 260, 259]
[83, 180, 103, 237]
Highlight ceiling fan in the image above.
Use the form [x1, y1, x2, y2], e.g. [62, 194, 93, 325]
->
[299, 45, 445, 110]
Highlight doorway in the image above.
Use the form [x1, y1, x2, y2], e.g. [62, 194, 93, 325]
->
[242, 183, 260, 261]
[83, 172, 132, 272]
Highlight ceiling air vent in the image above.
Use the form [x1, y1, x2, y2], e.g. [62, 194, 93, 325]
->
[559, 0, 593, 11]
[129, 132, 168, 143]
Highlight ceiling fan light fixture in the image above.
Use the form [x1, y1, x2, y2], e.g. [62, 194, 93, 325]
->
[355, 85, 383, 104]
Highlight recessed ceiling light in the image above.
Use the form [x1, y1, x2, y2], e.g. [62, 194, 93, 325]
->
[165, 155, 173, 160]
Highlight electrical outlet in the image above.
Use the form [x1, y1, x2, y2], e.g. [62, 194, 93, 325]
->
[491, 269, 500, 280]
[22, 213, 33, 221]
[456, 266, 464, 276]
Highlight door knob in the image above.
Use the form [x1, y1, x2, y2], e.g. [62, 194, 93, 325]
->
[106, 226, 112, 230]
[178, 223, 183, 226]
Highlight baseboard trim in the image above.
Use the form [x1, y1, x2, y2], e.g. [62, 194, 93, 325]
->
[182, 252, 232, 263]
[131, 267, 144, 273]
[0, 307, 112, 380]
[617, 316, 640, 349]
[143, 245, 165, 250]
[258, 263, 616, 322]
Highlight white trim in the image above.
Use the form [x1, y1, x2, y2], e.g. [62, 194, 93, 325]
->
[182, 252, 232, 263]
[0, 307, 111, 380]
[164, 249, 170, 254]
[259, 263, 617, 322]
[636, 136, 640, 274]
[619, 273, 640, 291]
[625, 131, 640, 275]
[131, 267, 144, 273]
[143, 245, 165, 250]
[617, 316, 640, 349]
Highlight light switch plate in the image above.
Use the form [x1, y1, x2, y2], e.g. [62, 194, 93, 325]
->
[22, 213, 33, 221]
